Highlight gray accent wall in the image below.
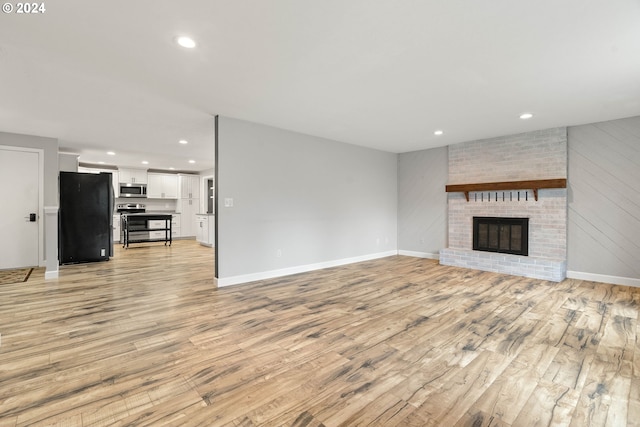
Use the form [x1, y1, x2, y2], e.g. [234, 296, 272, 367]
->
[567, 116, 640, 280]
[216, 116, 398, 281]
[397, 146, 448, 256]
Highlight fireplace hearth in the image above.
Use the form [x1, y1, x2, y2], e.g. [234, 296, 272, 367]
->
[473, 217, 529, 256]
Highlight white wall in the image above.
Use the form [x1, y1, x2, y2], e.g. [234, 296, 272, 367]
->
[397, 146, 447, 258]
[216, 116, 398, 286]
[58, 153, 78, 172]
[567, 116, 640, 285]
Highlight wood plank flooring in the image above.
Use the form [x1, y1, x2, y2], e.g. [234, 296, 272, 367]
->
[0, 240, 638, 426]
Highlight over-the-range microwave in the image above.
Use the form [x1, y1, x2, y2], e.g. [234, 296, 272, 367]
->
[119, 183, 147, 198]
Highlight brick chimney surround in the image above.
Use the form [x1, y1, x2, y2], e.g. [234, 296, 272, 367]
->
[439, 128, 568, 282]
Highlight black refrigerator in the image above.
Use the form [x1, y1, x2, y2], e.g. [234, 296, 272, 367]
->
[59, 171, 114, 264]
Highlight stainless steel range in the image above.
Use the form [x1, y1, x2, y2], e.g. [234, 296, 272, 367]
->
[116, 204, 147, 242]
[116, 203, 146, 214]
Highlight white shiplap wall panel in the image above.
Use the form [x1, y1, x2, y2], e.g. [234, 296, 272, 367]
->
[398, 146, 448, 257]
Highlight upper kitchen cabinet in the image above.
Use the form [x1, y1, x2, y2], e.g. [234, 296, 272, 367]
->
[118, 168, 147, 184]
[178, 174, 200, 200]
[147, 173, 178, 199]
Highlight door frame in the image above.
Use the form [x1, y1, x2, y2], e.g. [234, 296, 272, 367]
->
[1, 145, 45, 266]
[200, 174, 213, 214]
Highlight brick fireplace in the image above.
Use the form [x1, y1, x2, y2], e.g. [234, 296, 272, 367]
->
[439, 128, 568, 282]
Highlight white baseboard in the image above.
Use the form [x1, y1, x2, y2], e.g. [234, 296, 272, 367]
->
[566, 270, 640, 288]
[217, 250, 398, 288]
[44, 269, 59, 279]
[398, 250, 440, 260]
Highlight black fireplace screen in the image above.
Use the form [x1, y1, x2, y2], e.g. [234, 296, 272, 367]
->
[473, 217, 529, 256]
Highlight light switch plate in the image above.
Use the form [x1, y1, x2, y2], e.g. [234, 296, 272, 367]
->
[224, 198, 234, 207]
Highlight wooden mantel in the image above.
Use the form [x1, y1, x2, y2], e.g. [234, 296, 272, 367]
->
[445, 178, 567, 201]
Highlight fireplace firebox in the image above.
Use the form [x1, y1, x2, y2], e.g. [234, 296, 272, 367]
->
[473, 217, 529, 256]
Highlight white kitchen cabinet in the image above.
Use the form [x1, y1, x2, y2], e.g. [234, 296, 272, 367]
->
[177, 174, 200, 237]
[195, 215, 206, 244]
[146, 174, 163, 198]
[147, 173, 178, 199]
[178, 199, 197, 237]
[196, 215, 208, 246]
[118, 168, 147, 184]
[196, 214, 215, 247]
[178, 174, 200, 199]
[113, 214, 120, 243]
[171, 214, 181, 239]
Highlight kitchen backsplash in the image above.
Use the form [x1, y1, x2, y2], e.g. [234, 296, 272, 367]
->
[114, 197, 177, 213]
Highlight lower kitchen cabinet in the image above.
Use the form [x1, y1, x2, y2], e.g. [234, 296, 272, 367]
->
[171, 214, 181, 239]
[196, 215, 214, 247]
[178, 199, 198, 237]
[113, 215, 120, 243]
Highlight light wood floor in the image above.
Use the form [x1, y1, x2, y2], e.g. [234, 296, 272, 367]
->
[0, 240, 638, 426]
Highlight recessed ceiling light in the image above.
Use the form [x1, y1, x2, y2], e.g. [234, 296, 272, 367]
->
[98, 161, 105, 164]
[434, 130, 444, 136]
[107, 151, 115, 156]
[169, 167, 175, 170]
[188, 160, 196, 164]
[176, 36, 196, 49]
[519, 113, 534, 120]
[179, 139, 188, 145]
[142, 161, 149, 165]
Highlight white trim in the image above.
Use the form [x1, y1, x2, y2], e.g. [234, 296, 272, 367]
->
[398, 250, 440, 260]
[566, 270, 640, 288]
[217, 250, 398, 287]
[44, 270, 59, 279]
[201, 174, 213, 215]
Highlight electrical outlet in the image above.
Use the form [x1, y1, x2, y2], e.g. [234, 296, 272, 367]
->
[276, 249, 282, 258]
[101, 248, 106, 256]
[224, 198, 234, 207]
[376, 237, 380, 246]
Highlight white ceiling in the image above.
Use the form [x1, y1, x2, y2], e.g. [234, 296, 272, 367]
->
[1, 1, 639, 172]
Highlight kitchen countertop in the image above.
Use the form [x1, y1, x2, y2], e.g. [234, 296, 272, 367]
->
[196, 213, 215, 216]
[144, 211, 177, 215]
[120, 212, 173, 219]
[116, 211, 176, 215]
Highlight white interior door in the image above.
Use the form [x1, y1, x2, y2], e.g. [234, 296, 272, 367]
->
[0, 147, 39, 269]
